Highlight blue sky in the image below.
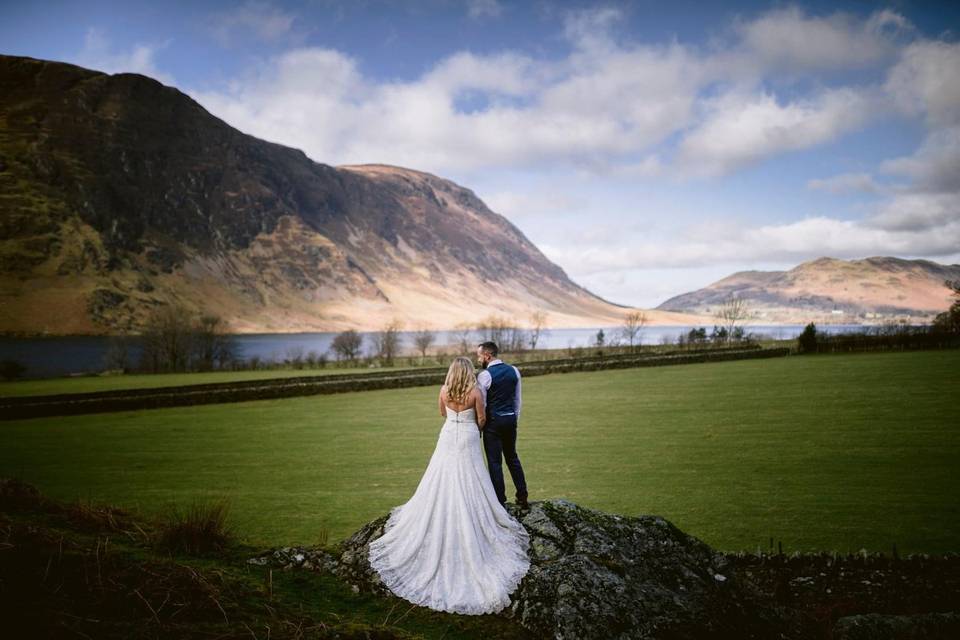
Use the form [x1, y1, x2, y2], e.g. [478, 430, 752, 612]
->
[2, 0, 959, 306]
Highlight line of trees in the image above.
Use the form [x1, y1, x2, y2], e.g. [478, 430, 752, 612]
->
[137, 305, 239, 373]
[328, 311, 553, 366]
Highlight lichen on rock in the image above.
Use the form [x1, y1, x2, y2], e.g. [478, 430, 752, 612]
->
[333, 499, 803, 639]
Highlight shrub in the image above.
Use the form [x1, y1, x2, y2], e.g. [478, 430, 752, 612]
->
[155, 496, 234, 556]
[798, 323, 818, 353]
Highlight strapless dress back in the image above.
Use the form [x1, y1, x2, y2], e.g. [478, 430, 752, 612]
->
[367, 402, 530, 614]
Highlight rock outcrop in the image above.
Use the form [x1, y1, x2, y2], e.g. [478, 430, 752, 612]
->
[247, 499, 960, 639]
[328, 500, 805, 639]
[832, 612, 960, 640]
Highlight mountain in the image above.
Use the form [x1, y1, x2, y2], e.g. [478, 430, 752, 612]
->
[656, 256, 960, 323]
[0, 54, 701, 335]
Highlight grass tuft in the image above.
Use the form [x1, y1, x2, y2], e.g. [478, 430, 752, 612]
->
[155, 496, 235, 556]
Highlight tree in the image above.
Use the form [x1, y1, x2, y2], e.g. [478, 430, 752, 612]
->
[451, 323, 473, 355]
[710, 325, 728, 343]
[619, 310, 648, 351]
[371, 320, 402, 365]
[414, 328, 436, 361]
[192, 314, 237, 371]
[330, 330, 363, 362]
[933, 279, 960, 334]
[505, 326, 528, 352]
[477, 315, 510, 346]
[594, 328, 605, 348]
[139, 304, 195, 373]
[528, 311, 549, 350]
[103, 334, 132, 371]
[687, 326, 707, 345]
[285, 345, 306, 369]
[715, 296, 750, 341]
[798, 322, 818, 353]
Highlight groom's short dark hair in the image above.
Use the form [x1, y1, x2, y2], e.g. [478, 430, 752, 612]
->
[478, 341, 499, 357]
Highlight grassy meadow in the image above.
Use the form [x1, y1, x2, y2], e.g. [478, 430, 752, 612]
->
[1, 349, 957, 555]
[0, 364, 418, 397]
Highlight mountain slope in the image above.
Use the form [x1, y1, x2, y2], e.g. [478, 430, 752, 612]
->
[656, 257, 960, 323]
[0, 54, 699, 334]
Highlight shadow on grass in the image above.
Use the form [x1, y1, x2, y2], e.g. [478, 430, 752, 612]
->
[0, 475, 531, 640]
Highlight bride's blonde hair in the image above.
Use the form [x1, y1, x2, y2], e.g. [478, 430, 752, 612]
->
[444, 357, 477, 404]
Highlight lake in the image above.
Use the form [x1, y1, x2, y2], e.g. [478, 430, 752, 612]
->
[0, 324, 870, 379]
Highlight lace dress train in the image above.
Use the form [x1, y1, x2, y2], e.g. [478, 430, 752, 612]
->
[367, 406, 530, 615]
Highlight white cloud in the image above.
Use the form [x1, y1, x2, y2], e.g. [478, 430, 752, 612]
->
[736, 6, 909, 71]
[562, 6, 623, 54]
[184, 4, 924, 179]
[423, 51, 541, 96]
[188, 37, 705, 172]
[467, 0, 502, 20]
[868, 192, 959, 234]
[677, 88, 878, 176]
[868, 127, 960, 234]
[75, 27, 174, 85]
[881, 127, 960, 193]
[208, 1, 296, 46]
[542, 213, 960, 274]
[807, 172, 884, 194]
[885, 40, 960, 127]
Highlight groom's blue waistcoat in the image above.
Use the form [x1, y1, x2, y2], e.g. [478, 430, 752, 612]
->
[487, 362, 518, 418]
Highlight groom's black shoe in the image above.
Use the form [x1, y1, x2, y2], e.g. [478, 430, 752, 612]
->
[516, 492, 529, 510]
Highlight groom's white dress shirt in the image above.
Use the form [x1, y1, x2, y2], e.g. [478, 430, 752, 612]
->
[476, 358, 522, 418]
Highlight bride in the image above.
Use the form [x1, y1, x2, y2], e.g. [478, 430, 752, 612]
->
[367, 357, 530, 615]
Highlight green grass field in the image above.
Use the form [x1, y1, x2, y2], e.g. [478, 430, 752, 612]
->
[0, 364, 419, 397]
[1, 350, 957, 555]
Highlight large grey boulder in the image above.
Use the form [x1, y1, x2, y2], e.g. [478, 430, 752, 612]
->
[335, 499, 806, 639]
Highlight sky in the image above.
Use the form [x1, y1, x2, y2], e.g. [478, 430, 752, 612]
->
[2, 0, 959, 307]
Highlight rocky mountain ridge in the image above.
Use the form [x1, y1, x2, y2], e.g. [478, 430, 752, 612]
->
[0, 54, 700, 335]
[657, 256, 960, 324]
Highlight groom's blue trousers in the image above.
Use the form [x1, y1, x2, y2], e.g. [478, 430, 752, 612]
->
[482, 415, 528, 505]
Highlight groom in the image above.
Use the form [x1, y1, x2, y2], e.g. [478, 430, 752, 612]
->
[476, 341, 529, 509]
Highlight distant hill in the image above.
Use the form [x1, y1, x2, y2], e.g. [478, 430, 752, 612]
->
[0, 54, 703, 335]
[656, 257, 960, 324]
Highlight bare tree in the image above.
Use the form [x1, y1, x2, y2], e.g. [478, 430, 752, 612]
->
[619, 310, 648, 351]
[139, 304, 195, 373]
[506, 326, 528, 352]
[477, 315, 510, 346]
[330, 330, 363, 362]
[371, 320, 402, 365]
[451, 323, 473, 355]
[716, 296, 750, 341]
[103, 334, 132, 371]
[285, 345, 306, 369]
[193, 315, 237, 371]
[413, 328, 436, 361]
[528, 311, 549, 350]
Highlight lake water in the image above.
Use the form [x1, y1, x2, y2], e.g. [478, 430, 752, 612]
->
[0, 324, 869, 379]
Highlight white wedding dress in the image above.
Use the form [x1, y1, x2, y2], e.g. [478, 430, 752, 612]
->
[367, 405, 530, 615]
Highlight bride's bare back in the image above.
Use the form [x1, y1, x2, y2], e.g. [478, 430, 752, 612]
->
[439, 385, 486, 427]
